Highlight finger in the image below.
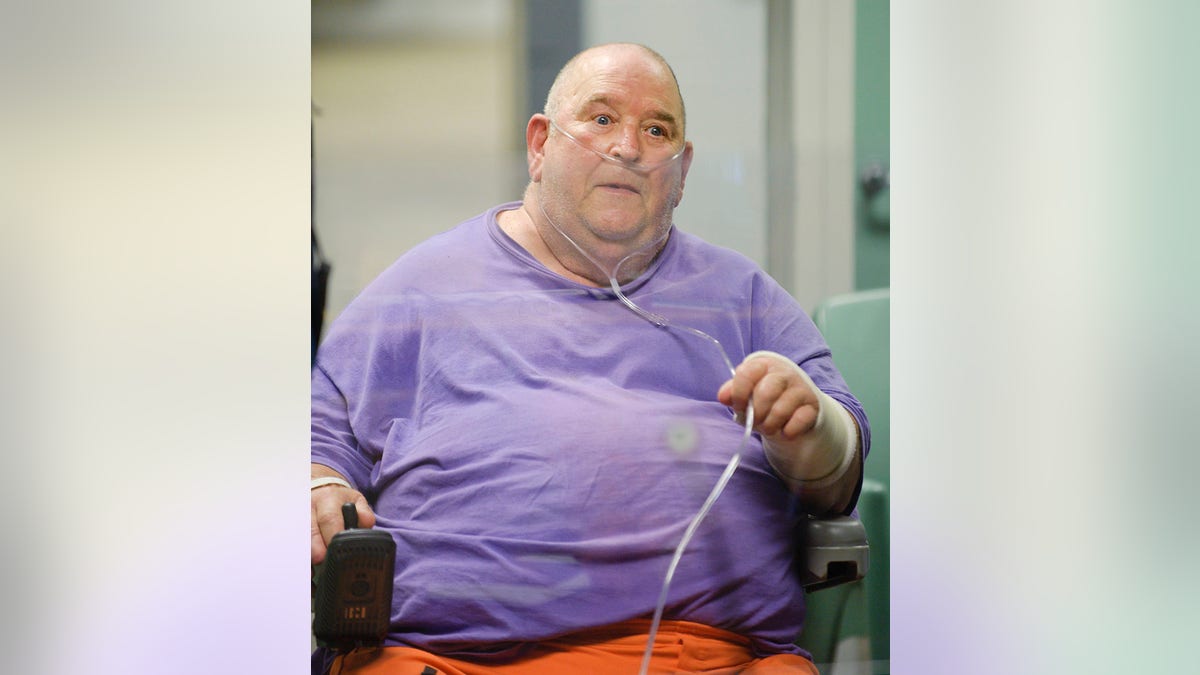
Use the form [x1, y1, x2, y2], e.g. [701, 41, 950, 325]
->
[354, 495, 377, 529]
[313, 489, 356, 546]
[716, 378, 734, 407]
[311, 505, 328, 565]
[755, 375, 801, 435]
[780, 402, 820, 440]
[727, 360, 770, 414]
[312, 491, 376, 565]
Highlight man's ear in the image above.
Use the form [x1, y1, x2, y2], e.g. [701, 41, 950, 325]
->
[526, 114, 550, 182]
[674, 141, 695, 207]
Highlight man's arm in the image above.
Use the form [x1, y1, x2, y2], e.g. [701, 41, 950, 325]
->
[311, 463, 377, 565]
[311, 355, 384, 564]
[717, 351, 863, 515]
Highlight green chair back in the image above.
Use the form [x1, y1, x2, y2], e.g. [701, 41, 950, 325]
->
[799, 288, 890, 672]
[812, 288, 889, 490]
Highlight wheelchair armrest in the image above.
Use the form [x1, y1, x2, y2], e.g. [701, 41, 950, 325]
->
[799, 514, 869, 592]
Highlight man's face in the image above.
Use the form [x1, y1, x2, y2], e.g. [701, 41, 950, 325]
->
[532, 46, 694, 271]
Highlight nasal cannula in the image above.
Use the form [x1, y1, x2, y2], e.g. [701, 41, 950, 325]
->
[537, 118, 757, 675]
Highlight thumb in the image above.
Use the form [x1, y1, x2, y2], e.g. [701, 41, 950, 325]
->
[354, 495, 377, 529]
[716, 378, 734, 406]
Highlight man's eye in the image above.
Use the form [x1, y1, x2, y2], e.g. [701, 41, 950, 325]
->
[648, 125, 666, 138]
[595, 115, 612, 126]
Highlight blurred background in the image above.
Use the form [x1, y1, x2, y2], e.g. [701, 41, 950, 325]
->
[311, 2, 891, 671]
[8, 1, 1198, 674]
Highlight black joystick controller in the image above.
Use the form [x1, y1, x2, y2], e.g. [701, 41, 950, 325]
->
[312, 503, 396, 650]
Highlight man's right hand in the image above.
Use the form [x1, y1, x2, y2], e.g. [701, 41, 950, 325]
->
[311, 464, 377, 565]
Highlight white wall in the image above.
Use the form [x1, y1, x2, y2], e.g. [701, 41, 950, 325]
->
[790, 0, 857, 310]
[313, 0, 510, 42]
[312, 1, 521, 323]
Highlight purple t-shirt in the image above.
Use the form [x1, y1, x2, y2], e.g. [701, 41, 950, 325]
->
[312, 202, 869, 657]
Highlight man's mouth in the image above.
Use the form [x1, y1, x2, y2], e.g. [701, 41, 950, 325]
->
[598, 182, 640, 195]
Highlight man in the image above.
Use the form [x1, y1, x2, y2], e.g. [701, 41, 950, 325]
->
[312, 43, 868, 674]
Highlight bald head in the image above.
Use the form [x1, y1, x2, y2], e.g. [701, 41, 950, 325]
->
[543, 43, 686, 138]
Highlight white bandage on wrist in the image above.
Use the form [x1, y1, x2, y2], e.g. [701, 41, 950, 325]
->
[310, 476, 353, 491]
[743, 350, 858, 491]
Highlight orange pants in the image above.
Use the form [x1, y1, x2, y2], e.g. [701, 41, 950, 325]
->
[330, 620, 817, 674]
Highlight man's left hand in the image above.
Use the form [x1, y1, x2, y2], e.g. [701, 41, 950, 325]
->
[717, 351, 820, 442]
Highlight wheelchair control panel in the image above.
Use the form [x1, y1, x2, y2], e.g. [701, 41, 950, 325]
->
[312, 503, 396, 650]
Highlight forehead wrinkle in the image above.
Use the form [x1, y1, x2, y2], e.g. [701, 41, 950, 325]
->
[546, 43, 688, 136]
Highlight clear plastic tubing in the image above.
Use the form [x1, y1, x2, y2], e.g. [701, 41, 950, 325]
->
[532, 123, 754, 673]
[548, 118, 687, 173]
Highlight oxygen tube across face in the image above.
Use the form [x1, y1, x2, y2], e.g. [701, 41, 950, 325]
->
[548, 117, 688, 175]
[532, 174, 755, 675]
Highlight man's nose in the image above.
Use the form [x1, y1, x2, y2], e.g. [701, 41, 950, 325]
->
[607, 124, 642, 162]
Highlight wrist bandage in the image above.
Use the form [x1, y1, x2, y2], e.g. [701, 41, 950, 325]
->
[743, 351, 858, 491]
[310, 476, 353, 491]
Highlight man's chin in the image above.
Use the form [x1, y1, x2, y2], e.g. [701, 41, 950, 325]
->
[585, 209, 649, 240]
[585, 223, 653, 254]
[588, 227, 669, 269]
